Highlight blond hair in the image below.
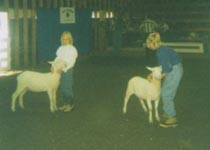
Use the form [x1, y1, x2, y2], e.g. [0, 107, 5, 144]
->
[146, 32, 162, 49]
[60, 31, 73, 45]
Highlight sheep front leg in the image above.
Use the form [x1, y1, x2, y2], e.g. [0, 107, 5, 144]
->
[47, 91, 55, 112]
[154, 99, 160, 122]
[146, 100, 153, 123]
[51, 90, 58, 111]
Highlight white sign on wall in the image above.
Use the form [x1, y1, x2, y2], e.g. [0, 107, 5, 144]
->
[60, 7, 75, 24]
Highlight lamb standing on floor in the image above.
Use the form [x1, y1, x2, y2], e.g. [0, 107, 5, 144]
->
[11, 59, 66, 112]
[123, 66, 162, 123]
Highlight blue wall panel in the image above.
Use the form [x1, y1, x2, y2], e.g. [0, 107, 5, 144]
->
[37, 8, 92, 62]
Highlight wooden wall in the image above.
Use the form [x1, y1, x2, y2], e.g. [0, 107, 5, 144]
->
[1, 0, 123, 68]
[1, 0, 210, 68]
[126, 1, 210, 47]
[130, 1, 210, 33]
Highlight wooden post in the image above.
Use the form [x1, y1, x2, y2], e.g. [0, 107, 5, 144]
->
[39, 0, 44, 8]
[66, 0, 71, 7]
[53, 0, 58, 8]
[23, 0, 29, 67]
[86, 0, 90, 8]
[93, 0, 97, 52]
[72, 0, 76, 7]
[98, 0, 104, 51]
[31, 0, 37, 66]
[46, 0, 51, 8]
[14, 0, 20, 68]
[4, 0, 9, 11]
[107, 0, 111, 18]
[59, 0, 64, 7]
[83, 0, 87, 8]
[103, 0, 107, 11]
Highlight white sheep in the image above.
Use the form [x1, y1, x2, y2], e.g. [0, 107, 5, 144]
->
[11, 59, 66, 112]
[122, 66, 162, 123]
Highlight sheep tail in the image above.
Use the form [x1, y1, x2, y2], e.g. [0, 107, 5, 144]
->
[0, 70, 23, 77]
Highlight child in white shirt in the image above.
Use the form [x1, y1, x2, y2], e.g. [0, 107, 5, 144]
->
[55, 31, 78, 112]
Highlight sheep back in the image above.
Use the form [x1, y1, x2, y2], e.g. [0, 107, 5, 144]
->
[128, 76, 160, 100]
[17, 71, 60, 92]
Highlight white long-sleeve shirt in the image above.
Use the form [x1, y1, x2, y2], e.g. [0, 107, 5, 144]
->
[55, 44, 78, 72]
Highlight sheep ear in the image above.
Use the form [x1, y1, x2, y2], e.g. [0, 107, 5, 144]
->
[48, 61, 54, 65]
[146, 66, 153, 71]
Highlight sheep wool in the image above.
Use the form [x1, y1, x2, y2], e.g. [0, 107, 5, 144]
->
[123, 66, 162, 124]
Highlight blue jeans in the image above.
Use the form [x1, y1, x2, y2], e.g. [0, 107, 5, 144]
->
[60, 68, 74, 104]
[161, 63, 183, 118]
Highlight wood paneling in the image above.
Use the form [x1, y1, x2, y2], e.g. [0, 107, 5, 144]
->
[14, 0, 20, 67]
[2, 0, 210, 68]
[31, 0, 37, 66]
[23, 0, 29, 67]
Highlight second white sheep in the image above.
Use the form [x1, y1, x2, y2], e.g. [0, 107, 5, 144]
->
[123, 66, 162, 123]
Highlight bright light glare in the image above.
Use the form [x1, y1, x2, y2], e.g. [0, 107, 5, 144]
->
[0, 12, 10, 71]
[110, 12, 113, 18]
[106, 12, 109, 18]
[96, 12, 100, 18]
[0, 39, 7, 49]
[0, 61, 7, 67]
[91, 11, 95, 18]
[0, 52, 7, 59]
[0, 12, 9, 49]
[91, 11, 113, 19]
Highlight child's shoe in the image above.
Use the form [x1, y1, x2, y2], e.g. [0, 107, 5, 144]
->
[159, 117, 178, 128]
[63, 104, 74, 112]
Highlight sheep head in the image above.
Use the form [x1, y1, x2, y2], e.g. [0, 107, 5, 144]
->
[48, 59, 66, 73]
[146, 66, 162, 80]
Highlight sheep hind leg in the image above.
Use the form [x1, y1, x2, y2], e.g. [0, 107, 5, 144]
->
[139, 98, 147, 112]
[146, 100, 153, 123]
[154, 99, 160, 122]
[11, 86, 26, 112]
[122, 94, 131, 114]
[123, 82, 134, 114]
[18, 89, 27, 109]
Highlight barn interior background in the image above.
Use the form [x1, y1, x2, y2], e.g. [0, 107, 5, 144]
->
[0, 0, 210, 70]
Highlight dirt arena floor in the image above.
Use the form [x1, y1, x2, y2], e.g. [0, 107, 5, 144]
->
[0, 53, 210, 150]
